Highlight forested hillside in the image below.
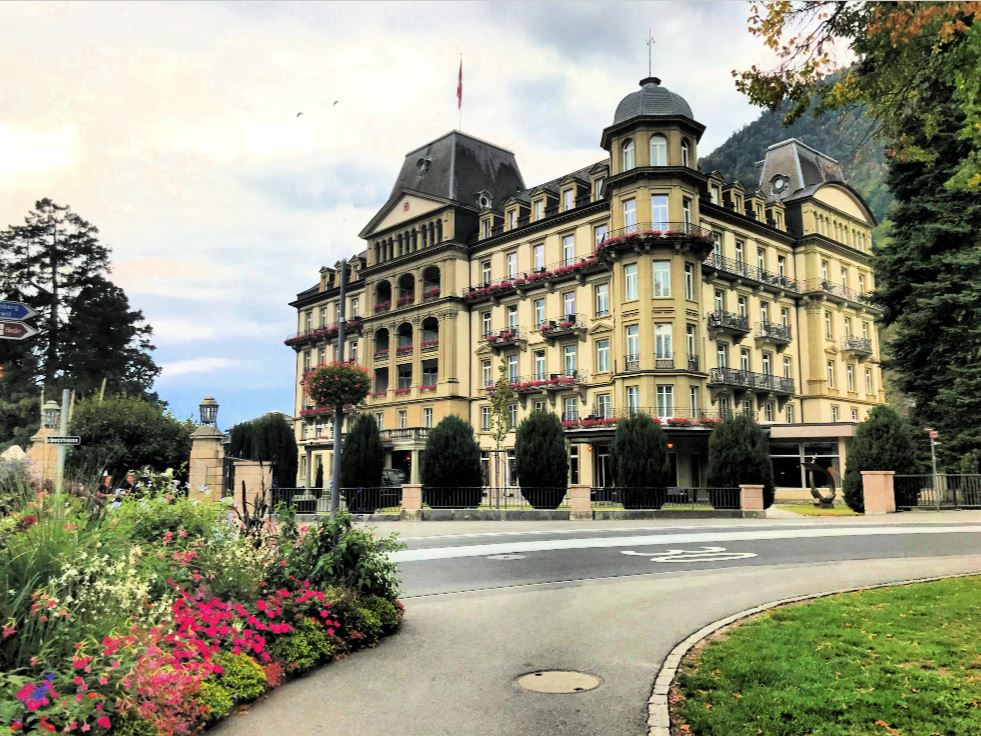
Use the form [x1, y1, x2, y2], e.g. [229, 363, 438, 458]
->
[700, 105, 892, 223]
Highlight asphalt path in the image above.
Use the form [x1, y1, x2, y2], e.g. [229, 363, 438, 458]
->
[214, 516, 981, 736]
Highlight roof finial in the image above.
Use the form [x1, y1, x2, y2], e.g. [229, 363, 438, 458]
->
[646, 28, 655, 78]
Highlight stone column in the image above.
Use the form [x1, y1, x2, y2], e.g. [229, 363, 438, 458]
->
[861, 470, 896, 514]
[568, 484, 592, 521]
[188, 425, 225, 502]
[575, 443, 595, 487]
[401, 483, 422, 520]
[739, 484, 765, 517]
[28, 427, 59, 487]
[410, 450, 421, 484]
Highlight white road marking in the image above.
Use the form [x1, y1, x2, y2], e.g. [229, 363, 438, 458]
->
[621, 546, 758, 562]
[391, 525, 981, 563]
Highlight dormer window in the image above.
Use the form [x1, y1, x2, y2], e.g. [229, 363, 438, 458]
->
[533, 200, 544, 220]
[563, 188, 574, 211]
[622, 139, 635, 171]
[476, 190, 492, 210]
[594, 177, 605, 199]
[710, 185, 720, 204]
[481, 220, 490, 238]
[507, 210, 516, 229]
[681, 139, 690, 168]
[650, 134, 667, 166]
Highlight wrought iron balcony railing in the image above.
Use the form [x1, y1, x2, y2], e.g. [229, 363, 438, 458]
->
[596, 222, 715, 257]
[539, 316, 586, 340]
[708, 367, 795, 395]
[707, 311, 751, 334]
[703, 253, 799, 292]
[758, 322, 792, 343]
[801, 280, 881, 310]
[484, 328, 525, 349]
[843, 336, 873, 355]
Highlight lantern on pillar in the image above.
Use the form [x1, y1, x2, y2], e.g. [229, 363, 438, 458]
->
[199, 397, 219, 426]
[42, 400, 61, 429]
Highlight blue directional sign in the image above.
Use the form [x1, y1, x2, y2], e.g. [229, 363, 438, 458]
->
[0, 301, 37, 321]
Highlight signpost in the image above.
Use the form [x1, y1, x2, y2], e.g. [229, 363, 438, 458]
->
[46, 436, 81, 446]
[0, 321, 38, 340]
[0, 300, 38, 343]
[926, 427, 940, 510]
[0, 300, 38, 322]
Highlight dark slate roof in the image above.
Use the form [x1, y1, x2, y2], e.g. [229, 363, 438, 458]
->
[388, 131, 524, 211]
[515, 160, 606, 202]
[756, 138, 846, 203]
[613, 77, 694, 125]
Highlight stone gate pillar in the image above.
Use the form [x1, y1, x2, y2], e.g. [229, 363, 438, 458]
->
[188, 424, 225, 502]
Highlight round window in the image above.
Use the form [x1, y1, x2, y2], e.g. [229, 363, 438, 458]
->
[416, 157, 431, 176]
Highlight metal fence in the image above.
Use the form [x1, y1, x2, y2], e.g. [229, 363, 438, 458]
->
[894, 474, 981, 510]
[422, 486, 569, 509]
[270, 486, 403, 514]
[590, 487, 741, 510]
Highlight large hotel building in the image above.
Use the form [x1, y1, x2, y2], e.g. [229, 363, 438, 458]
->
[287, 76, 884, 499]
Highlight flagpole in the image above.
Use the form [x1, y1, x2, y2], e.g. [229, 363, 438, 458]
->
[458, 53, 463, 131]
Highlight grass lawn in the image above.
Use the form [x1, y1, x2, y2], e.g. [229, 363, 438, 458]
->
[779, 502, 860, 516]
[673, 575, 981, 735]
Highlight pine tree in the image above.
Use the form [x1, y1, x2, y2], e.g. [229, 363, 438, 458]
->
[227, 413, 297, 488]
[514, 410, 568, 509]
[843, 405, 922, 512]
[422, 415, 482, 507]
[610, 413, 669, 509]
[340, 414, 385, 489]
[706, 414, 775, 509]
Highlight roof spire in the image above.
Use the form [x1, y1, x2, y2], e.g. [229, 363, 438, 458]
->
[646, 28, 655, 78]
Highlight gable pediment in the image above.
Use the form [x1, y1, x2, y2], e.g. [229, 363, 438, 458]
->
[360, 190, 450, 239]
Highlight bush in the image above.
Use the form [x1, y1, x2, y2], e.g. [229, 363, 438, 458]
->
[706, 414, 775, 509]
[610, 413, 670, 509]
[340, 414, 385, 512]
[843, 405, 922, 512]
[269, 617, 335, 673]
[422, 415, 483, 507]
[361, 594, 401, 634]
[212, 652, 267, 701]
[198, 680, 234, 722]
[227, 413, 298, 488]
[0, 458, 41, 516]
[514, 411, 568, 509]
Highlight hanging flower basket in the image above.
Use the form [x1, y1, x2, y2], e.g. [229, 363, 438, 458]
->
[303, 361, 371, 410]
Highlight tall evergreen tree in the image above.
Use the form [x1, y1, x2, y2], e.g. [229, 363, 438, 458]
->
[706, 415, 775, 509]
[340, 414, 385, 489]
[610, 413, 670, 509]
[514, 410, 568, 509]
[226, 413, 297, 487]
[843, 405, 922, 512]
[422, 415, 482, 507]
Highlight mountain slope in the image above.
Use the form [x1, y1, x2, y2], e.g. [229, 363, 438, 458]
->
[700, 106, 891, 223]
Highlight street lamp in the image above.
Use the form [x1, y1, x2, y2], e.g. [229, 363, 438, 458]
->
[199, 397, 219, 426]
[42, 400, 61, 429]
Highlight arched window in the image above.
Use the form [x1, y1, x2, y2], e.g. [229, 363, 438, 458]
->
[622, 139, 635, 171]
[681, 139, 691, 168]
[650, 134, 667, 166]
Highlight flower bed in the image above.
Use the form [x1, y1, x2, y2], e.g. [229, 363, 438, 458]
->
[0, 472, 404, 735]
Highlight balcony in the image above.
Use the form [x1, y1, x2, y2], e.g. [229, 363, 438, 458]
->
[484, 328, 525, 350]
[380, 428, 430, 444]
[843, 336, 873, 358]
[396, 294, 415, 308]
[801, 280, 881, 311]
[702, 253, 799, 293]
[464, 256, 605, 303]
[373, 348, 389, 361]
[543, 371, 587, 392]
[708, 368, 795, 395]
[395, 344, 414, 358]
[624, 353, 641, 371]
[687, 355, 700, 372]
[596, 222, 715, 260]
[487, 372, 587, 395]
[707, 311, 751, 339]
[539, 317, 586, 341]
[654, 356, 674, 370]
[563, 407, 732, 430]
[756, 321, 792, 347]
[422, 287, 441, 301]
[374, 301, 392, 314]
[420, 338, 439, 353]
[393, 386, 412, 396]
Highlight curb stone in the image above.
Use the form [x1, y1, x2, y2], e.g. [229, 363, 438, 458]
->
[646, 570, 981, 735]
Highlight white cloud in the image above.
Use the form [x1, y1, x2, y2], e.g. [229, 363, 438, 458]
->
[159, 357, 241, 380]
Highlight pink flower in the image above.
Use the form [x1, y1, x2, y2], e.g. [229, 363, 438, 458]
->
[96, 716, 111, 730]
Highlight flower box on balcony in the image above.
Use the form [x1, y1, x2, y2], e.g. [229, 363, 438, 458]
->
[373, 349, 389, 360]
[372, 390, 387, 399]
[394, 387, 411, 396]
[666, 417, 693, 427]
[700, 416, 723, 427]
[299, 407, 334, 418]
[423, 287, 441, 300]
[397, 295, 415, 307]
[420, 384, 437, 393]
[420, 338, 439, 350]
[374, 301, 391, 313]
[396, 345, 414, 356]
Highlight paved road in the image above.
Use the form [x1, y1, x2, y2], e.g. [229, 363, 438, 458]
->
[215, 514, 981, 736]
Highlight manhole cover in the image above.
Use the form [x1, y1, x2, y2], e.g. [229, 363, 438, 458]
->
[486, 554, 526, 560]
[515, 670, 601, 694]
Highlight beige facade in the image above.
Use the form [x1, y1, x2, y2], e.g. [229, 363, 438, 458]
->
[287, 77, 884, 494]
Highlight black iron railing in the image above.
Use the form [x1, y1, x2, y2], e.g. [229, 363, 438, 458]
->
[801, 279, 880, 309]
[709, 368, 795, 394]
[703, 253, 799, 292]
[758, 322, 792, 342]
[707, 311, 751, 333]
[422, 486, 569, 509]
[894, 474, 981, 510]
[590, 486, 740, 510]
[597, 222, 715, 250]
[843, 337, 873, 354]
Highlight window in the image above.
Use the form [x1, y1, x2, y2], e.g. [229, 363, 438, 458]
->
[624, 263, 638, 300]
[534, 200, 544, 220]
[481, 359, 492, 388]
[682, 197, 692, 228]
[757, 247, 766, 273]
[742, 399, 753, 417]
[777, 255, 786, 277]
[622, 139, 635, 170]
[714, 290, 724, 313]
[865, 367, 873, 393]
[594, 178, 605, 199]
[655, 324, 672, 359]
[481, 220, 490, 238]
[650, 134, 667, 166]
[737, 295, 747, 317]
[755, 204, 763, 221]
[862, 321, 870, 340]
[740, 348, 750, 372]
[826, 361, 836, 388]
[507, 354, 519, 383]
[762, 352, 772, 375]
[594, 224, 609, 247]
[423, 407, 433, 428]
[563, 397, 578, 422]
[711, 230, 722, 253]
[710, 185, 720, 204]
[397, 410, 407, 429]
[350, 341, 358, 362]
[684, 263, 694, 299]
[508, 404, 518, 429]
[304, 311, 313, 332]
[841, 266, 849, 287]
[851, 407, 858, 422]
[653, 261, 671, 297]
[481, 260, 491, 284]
[562, 234, 575, 265]
[626, 386, 640, 415]
[847, 364, 855, 391]
[596, 393, 612, 418]
[318, 347, 326, 367]
[596, 339, 610, 373]
[534, 243, 545, 271]
[626, 324, 639, 360]
[374, 412, 384, 431]
[623, 198, 637, 233]
[481, 311, 491, 337]
[824, 311, 833, 338]
[656, 386, 674, 419]
[786, 403, 794, 423]
[734, 194, 742, 211]
[821, 260, 829, 282]
[595, 283, 609, 316]
[507, 304, 518, 329]
[507, 210, 516, 229]
[780, 307, 790, 327]
[651, 195, 669, 229]
[506, 252, 517, 279]
[717, 342, 728, 369]
[760, 301, 770, 325]
[533, 400, 546, 413]
[681, 139, 690, 167]
[764, 402, 774, 422]
[563, 345, 577, 375]
[319, 306, 328, 326]
[831, 405, 839, 422]
[534, 351, 546, 380]
[563, 291, 576, 317]
[686, 325, 696, 357]
[689, 385, 699, 416]
[735, 240, 745, 264]
[859, 273, 867, 294]
[783, 356, 792, 379]
[563, 189, 574, 211]
[844, 317, 852, 339]
[303, 351, 312, 371]
[719, 396, 730, 418]
[534, 298, 545, 327]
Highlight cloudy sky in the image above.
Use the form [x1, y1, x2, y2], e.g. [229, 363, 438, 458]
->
[0, 0, 783, 428]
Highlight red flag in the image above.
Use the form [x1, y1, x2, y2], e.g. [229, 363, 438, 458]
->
[457, 58, 463, 110]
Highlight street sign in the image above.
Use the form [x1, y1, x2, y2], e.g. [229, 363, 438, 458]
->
[46, 436, 81, 446]
[0, 300, 37, 321]
[0, 322, 38, 340]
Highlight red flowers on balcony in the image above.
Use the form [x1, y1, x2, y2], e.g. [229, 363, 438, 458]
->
[420, 384, 437, 392]
[396, 344, 413, 356]
[485, 330, 516, 345]
[373, 348, 389, 360]
[666, 416, 693, 427]
[562, 416, 619, 429]
[374, 300, 391, 313]
[393, 387, 411, 396]
[397, 295, 415, 307]
[423, 287, 441, 300]
[464, 257, 604, 302]
[420, 338, 439, 350]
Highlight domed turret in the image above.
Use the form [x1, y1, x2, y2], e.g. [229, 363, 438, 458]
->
[612, 77, 694, 125]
